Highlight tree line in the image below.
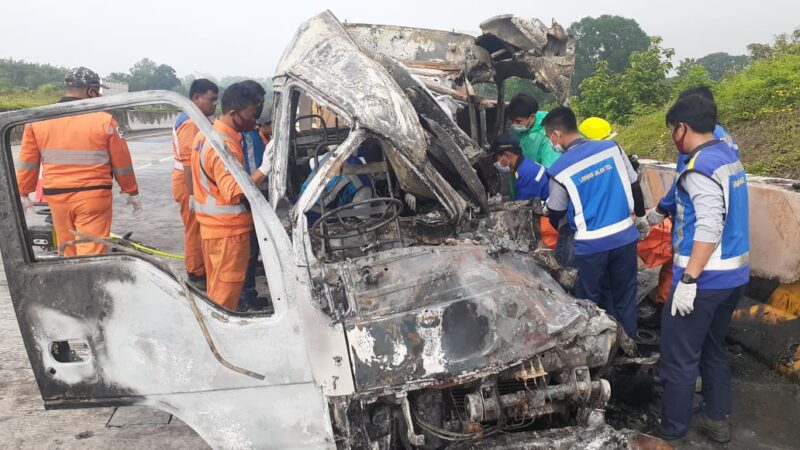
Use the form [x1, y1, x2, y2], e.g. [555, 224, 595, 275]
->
[0, 57, 271, 109]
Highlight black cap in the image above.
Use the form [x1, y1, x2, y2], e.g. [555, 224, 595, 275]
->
[488, 134, 521, 157]
[64, 67, 107, 89]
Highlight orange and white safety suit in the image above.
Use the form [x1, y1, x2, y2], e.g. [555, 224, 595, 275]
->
[16, 108, 138, 256]
[191, 120, 252, 310]
[171, 113, 205, 277]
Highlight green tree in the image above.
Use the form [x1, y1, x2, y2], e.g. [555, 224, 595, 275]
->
[671, 64, 715, 98]
[694, 52, 749, 80]
[108, 58, 180, 92]
[0, 58, 67, 89]
[572, 37, 674, 124]
[568, 15, 651, 93]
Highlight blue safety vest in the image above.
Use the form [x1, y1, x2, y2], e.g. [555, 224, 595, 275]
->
[547, 139, 639, 255]
[658, 124, 738, 215]
[241, 130, 265, 174]
[514, 157, 549, 201]
[673, 140, 749, 289]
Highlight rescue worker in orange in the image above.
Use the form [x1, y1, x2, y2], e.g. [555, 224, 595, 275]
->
[191, 82, 265, 310]
[172, 79, 219, 289]
[16, 67, 140, 256]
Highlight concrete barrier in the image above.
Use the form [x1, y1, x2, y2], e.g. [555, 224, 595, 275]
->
[8, 109, 178, 144]
[639, 160, 800, 284]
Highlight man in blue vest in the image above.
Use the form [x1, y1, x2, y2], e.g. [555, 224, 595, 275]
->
[654, 94, 749, 443]
[648, 86, 738, 224]
[489, 134, 549, 201]
[542, 107, 649, 338]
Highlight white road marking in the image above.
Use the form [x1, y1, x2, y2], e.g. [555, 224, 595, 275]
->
[134, 156, 173, 171]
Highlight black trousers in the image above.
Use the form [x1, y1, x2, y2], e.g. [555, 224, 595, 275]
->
[573, 240, 639, 338]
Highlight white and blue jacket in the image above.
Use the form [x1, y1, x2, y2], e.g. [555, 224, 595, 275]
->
[673, 140, 750, 289]
[546, 139, 639, 255]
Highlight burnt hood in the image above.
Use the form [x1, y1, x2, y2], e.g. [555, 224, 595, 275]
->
[335, 245, 616, 392]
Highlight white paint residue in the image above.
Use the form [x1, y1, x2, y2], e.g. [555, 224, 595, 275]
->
[391, 338, 407, 367]
[416, 308, 446, 375]
[349, 325, 377, 364]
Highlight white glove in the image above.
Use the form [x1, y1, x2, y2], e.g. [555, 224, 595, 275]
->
[635, 215, 650, 240]
[20, 195, 34, 217]
[188, 195, 195, 212]
[404, 193, 417, 211]
[647, 207, 666, 226]
[127, 194, 143, 218]
[671, 281, 697, 316]
[257, 141, 274, 176]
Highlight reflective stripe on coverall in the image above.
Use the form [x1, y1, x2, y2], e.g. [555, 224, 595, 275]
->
[190, 120, 253, 310]
[171, 112, 205, 276]
[16, 111, 138, 255]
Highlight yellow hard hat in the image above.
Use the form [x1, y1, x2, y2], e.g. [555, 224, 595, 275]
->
[579, 117, 616, 140]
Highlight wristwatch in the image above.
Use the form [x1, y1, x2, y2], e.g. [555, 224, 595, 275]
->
[681, 273, 697, 284]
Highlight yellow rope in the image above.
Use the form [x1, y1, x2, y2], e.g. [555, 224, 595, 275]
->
[108, 232, 185, 260]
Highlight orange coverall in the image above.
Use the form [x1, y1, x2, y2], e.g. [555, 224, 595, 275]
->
[190, 120, 252, 310]
[16, 111, 138, 256]
[171, 115, 205, 277]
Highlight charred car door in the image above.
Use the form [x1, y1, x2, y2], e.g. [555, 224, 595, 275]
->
[0, 91, 352, 449]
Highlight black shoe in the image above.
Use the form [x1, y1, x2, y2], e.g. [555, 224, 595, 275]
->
[187, 273, 207, 291]
[693, 412, 731, 443]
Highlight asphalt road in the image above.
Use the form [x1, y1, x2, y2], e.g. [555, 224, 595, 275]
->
[2, 135, 799, 449]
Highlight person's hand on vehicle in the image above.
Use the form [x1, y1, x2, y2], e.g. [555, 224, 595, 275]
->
[404, 193, 416, 211]
[127, 194, 143, 218]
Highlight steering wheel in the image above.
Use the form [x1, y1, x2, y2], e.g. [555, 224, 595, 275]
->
[311, 197, 403, 239]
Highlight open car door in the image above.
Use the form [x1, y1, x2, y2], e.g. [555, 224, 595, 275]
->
[0, 91, 351, 449]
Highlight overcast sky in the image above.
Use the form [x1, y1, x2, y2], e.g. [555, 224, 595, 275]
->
[1, 0, 798, 79]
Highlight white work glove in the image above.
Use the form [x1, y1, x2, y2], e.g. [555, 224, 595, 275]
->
[20, 195, 34, 217]
[257, 141, 274, 176]
[126, 194, 143, 218]
[647, 207, 666, 226]
[404, 193, 417, 211]
[634, 215, 650, 240]
[671, 280, 697, 316]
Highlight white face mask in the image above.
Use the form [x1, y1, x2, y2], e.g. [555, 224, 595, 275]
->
[548, 131, 564, 153]
[494, 161, 511, 173]
[510, 124, 529, 134]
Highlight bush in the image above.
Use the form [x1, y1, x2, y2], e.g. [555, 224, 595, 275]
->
[714, 54, 800, 123]
[0, 83, 62, 110]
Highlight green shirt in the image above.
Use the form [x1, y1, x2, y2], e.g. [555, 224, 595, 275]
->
[520, 119, 560, 168]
